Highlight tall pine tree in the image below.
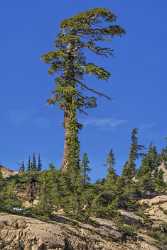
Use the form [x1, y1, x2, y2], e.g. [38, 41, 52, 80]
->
[42, 8, 125, 172]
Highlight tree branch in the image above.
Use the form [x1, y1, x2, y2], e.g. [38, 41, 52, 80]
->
[77, 80, 111, 100]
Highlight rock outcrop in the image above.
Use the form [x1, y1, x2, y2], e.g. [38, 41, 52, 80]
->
[159, 162, 167, 183]
[0, 213, 160, 250]
[139, 194, 167, 225]
[0, 165, 17, 178]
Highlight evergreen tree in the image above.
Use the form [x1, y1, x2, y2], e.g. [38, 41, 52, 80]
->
[106, 149, 115, 173]
[138, 144, 160, 177]
[64, 168, 85, 216]
[81, 153, 91, 185]
[104, 149, 117, 190]
[27, 175, 38, 204]
[27, 156, 31, 172]
[155, 169, 166, 192]
[122, 128, 144, 182]
[19, 161, 25, 174]
[104, 168, 117, 192]
[1, 180, 22, 209]
[38, 168, 58, 215]
[32, 153, 37, 171]
[42, 8, 125, 172]
[122, 160, 135, 183]
[37, 154, 42, 171]
[48, 163, 56, 171]
[137, 144, 161, 195]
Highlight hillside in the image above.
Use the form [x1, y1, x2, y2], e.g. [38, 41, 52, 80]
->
[0, 151, 167, 249]
[0, 194, 167, 250]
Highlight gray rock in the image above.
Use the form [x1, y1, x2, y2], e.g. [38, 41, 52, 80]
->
[0, 213, 159, 250]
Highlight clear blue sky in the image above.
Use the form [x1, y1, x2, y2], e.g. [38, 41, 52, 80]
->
[0, 1, 167, 180]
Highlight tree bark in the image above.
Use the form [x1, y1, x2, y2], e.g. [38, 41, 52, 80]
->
[61, 108, 80, 173]
[61, 44, 80, 173]
[62, 111, 71, 172]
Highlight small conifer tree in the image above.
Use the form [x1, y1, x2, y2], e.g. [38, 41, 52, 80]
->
[137, 144, 162, 195]
[106, 149, 116, 173]
[32, 153, 37, 171]
[81, 153, 91, 186]
[27, 156, 31, 172]
[37, 154, 42, 171]
[105, 149, 117, 190]
[122, 128, 144, 182]
[19, 161, 25, 174]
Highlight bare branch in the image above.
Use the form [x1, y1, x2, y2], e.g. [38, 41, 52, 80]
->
[77, 80, 111, 100]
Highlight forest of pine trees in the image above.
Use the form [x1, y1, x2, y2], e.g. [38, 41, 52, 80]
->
[22, 153, 42, 173]
[0, 128, 167, 220]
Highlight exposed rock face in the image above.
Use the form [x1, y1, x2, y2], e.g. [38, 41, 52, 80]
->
[0, 213, 159, 250]
[159, 162, 167, 183]
[139, 194, 167, 224]
[118, 210, 144, 226]
[0, 165, 17, 178]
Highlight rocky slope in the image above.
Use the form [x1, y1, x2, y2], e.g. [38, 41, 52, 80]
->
[0, 194, 167, 249]
[0, 164, 167, 249]
[0, 205, 165, 250]
[139, 195, 167, 224]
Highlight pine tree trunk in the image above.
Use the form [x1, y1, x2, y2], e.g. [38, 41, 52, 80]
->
[61, 44, 80, 172]
[62, 111, 71, 172]
[61, 108, 80, 173]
